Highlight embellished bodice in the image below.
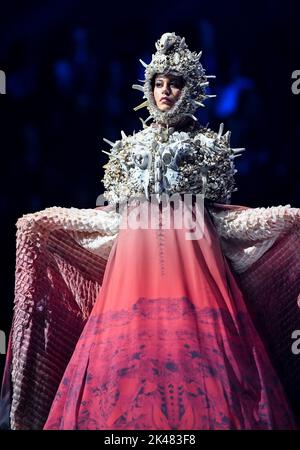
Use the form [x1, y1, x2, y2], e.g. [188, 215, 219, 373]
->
[101, 123, 242, 205]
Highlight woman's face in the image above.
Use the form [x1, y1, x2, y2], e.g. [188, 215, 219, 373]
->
[153, 74, 183, 112]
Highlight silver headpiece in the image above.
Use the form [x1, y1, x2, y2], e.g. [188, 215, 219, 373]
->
[132, 32, 216, 126]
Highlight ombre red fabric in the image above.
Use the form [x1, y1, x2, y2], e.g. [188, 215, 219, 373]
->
[44, 200, 296, 430]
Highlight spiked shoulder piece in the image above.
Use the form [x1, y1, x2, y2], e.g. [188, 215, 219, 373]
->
[101, 123, 245, 205]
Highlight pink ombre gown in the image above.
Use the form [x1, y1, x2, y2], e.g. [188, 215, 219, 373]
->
[44, 199, 296, 430]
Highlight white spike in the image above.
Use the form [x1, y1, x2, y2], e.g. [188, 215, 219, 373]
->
[102, 150, 113, 157]
[206, 94, 217, 98]
[139, 117, 148, 129]
[139, 118, 146, 128]
[138, 79, 146, 83]
[230, 154, 242, 159]
[133, 100, 148, 112]
[232, 147, 246, 153]
[217, 123, 224, 139]
[179, 37, 186, 48]
[223, 131, 231, 143]
[194, 100, 205, 107]
[103, 138, 115, 147]
[102, 150, 122, 163]
[206, 75, 216, 79]
[184, 113, 198, 121]
[121, 130, 127, 139]
[139, 59, 148, 68]
[197, 51, 202, 59]
[200, 81, 209, 87]
[132, 84, 144, 92]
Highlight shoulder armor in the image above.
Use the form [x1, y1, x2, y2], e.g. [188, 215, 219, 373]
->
[101, 123, 245, 204]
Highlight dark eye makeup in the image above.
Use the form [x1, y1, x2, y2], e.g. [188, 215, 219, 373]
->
[155, 79, 181, 88]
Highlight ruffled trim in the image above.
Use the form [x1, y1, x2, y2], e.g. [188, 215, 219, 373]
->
[209, 204, 300, 273]
[209, 204, 299, 241]
[17, 206, 121, 235]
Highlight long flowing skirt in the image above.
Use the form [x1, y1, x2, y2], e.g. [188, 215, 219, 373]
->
[44, 198, 295, 430]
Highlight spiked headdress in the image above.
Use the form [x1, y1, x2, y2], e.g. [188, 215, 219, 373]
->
[132, 32, 216, 126]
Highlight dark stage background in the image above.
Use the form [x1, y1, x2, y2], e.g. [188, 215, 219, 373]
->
[0, 0, 299, 401]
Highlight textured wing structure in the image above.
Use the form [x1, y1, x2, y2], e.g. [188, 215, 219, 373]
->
[209, 203, 300, 418]
[3, 206, 120, 429]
